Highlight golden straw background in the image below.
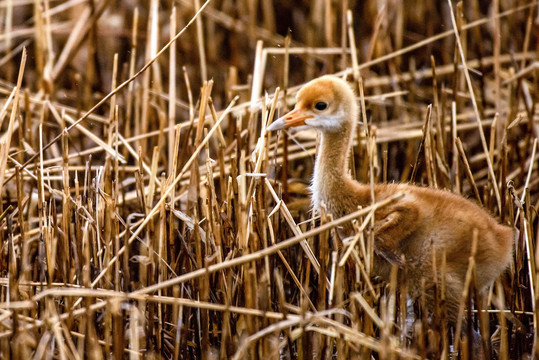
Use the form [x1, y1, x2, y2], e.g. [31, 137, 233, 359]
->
[0, 0, 538, 359]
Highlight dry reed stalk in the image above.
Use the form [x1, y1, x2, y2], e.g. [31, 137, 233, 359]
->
[266, 177, 322, 278]
[448, 0, 501, 211]
[0, 48, 24, 196]
[51, 0, 107, 81]
[168, 7, 177, 172]
[456, 137, 482, 204]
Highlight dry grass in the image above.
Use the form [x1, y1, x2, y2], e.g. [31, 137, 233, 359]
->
[0, 0, 538, 359]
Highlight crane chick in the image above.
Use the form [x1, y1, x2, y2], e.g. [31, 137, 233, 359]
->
[267, 75, 513, 347]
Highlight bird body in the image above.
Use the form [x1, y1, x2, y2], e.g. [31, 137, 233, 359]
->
[268, 75, 513, 319]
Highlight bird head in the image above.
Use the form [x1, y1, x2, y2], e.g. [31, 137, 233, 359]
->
[267, 75, 358, 133]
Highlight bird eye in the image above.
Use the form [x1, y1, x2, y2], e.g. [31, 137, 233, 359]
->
[314, 101, 328, 111]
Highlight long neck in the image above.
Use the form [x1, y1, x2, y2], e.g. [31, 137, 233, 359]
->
[316, 130, 352, 179]
[311, 122, 355, 211]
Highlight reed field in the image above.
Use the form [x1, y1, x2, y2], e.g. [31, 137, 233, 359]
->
[0, 0, 538, 358]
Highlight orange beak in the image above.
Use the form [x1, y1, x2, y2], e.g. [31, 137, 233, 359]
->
[267, 108, 312, 131]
